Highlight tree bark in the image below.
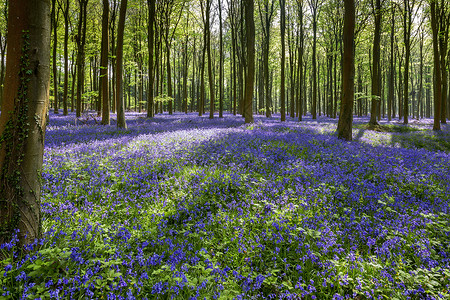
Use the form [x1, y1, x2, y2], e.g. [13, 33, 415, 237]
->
[337, 0, 355, 140]
[369, 0, 381, 125]
[75, 0, 88, 118]
[147, 0, 155, 118]
[297, 0, 303, 121]
[219, 0, 224, 118]
[244, 0, 255, 123]
[280, 0, 286, 121]
[0, 0, 51, 246]
[310, 0, 319, 119]
[51, 0, 58, 114]
[62, 0, 69, 115]
[116, 0, 127, 129]
[100, 0, 110, 125]
[430, 0, 441, 131]
[206, 0, 215, 119]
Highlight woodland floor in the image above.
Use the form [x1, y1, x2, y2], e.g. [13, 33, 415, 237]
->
[1, 111, 450, 299]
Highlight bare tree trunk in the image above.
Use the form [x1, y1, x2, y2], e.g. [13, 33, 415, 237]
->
[430, 0, 441, 131]
[147, 0, 155, 118]
[76, 0, 88, 118]
[337, 0, 355, 140]
[310, 0, 319, 119]
[0, 3, 7, 110]
[51, 0, 59, 114]
[297, 0, 303, 121]
[219, 0, 224, 118]
[369, 0, 381, 125]
[0, 0, 51, 246]
[206, 0, 215, 119]
[100, 0, 110, 125]
[388, 2, 394, 122]
[280, 0, 286, 121]
[116, 0, 127, 129]
[244, 0, 255, 123]
[62, 0, 69, 116]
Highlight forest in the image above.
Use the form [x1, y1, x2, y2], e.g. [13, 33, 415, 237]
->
[0, 0, 449, 299]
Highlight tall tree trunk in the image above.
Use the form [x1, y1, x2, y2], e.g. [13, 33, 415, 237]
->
[199, 28, 207, 116]
[110, 2, 118, 113]
[260, 0, 275, 118]
[100, 0, 110, 125]
[297, 0, 303, 121]
[63, 0, 69, 116]
[337, 0, 355, 140]
[244, 0, 255, 123]
[51, 0, 59, 114]
[398, 48, 403, 120]
[206, 0, 215, 119]
[388, 1, 395, 121]
[76, 0, 88, 118]
[71, 51, 76, 112]
[430, 0, 441, 130]
[116, 0, 127, 129]
[439, 17, 448, 123]
[403, 0, 411, 124]
[280, 0, 286, 121]
[183, 38, 189, 114]
[369, 0, 381, 125]
[310, 0, 319, 119]
[0, 3, 7, 110]
[0, 0, 51, 246]
[147, 0, 155, 118]
[219, 0, 224, 118]
[418, 33, 423, 119]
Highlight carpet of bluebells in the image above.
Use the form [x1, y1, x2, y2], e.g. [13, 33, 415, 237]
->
[1, 111, 450, 299]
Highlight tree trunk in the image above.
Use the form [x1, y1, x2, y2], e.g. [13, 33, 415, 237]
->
[0, 0, 51, 246]
[244, 0, 255, 123]
[219, 0, 224, 118]
[430, 1, 441, 131]
[310, 0, 319, 119]
[62, 0, 69, 116]
[101, 0, 110, 125]
[403, 0, 411, 124]
[51, 0, 59, 114]
[297, 1, 303, 121]
[76, 0, 88, 118]
[206, 0, 215, 119]
[116, 0, 127, 129]
[369, 0, 381, 125]
[280, 0, 286, 121]
[0, 3, 7, 110]
[388, 2, 394, 122]
[147, 0, 155, 118]
[199, 28, 206, 116]
[337, 0, 355, 140]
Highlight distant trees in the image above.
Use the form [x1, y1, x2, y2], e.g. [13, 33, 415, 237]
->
[0, 0, 445, 130]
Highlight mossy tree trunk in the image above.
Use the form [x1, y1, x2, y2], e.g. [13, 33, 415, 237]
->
[0, 0, 51, 247]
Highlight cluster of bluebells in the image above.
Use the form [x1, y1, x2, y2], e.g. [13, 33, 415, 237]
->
[1, 111, 449, 299]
